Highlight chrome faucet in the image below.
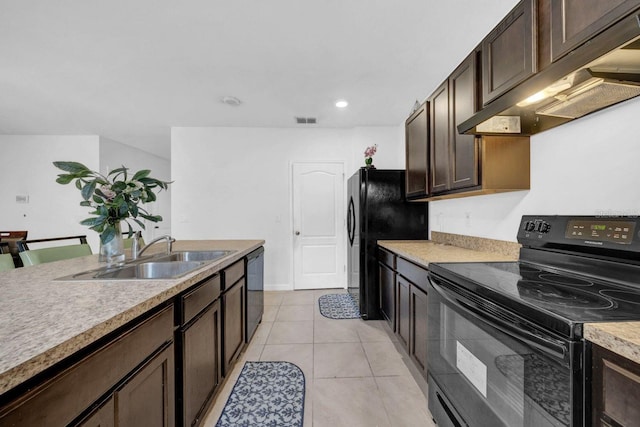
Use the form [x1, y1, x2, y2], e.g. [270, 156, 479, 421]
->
[133, 234, 175, 259]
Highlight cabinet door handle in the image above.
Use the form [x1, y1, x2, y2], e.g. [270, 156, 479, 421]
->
[295, 231, 300, 235]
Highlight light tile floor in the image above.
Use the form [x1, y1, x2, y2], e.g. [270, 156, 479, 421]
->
[202, 289, 436, 427]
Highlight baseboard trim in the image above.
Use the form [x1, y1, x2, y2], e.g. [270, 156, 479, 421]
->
[265, 283, 293, 291]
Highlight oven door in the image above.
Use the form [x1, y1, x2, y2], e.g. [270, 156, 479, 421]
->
[427, 274, 582, 427]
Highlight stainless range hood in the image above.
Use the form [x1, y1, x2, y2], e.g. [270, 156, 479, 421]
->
[536, 69, 640, 119]
[459, 11, 640, 135]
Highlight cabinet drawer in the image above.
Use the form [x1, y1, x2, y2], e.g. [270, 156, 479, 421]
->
[377, 247, 396, 269]
[0, 305, 174, 426]
[396, 257, 429, 293]
[182, 274, 221, 325]
[223, 259, 244, 290]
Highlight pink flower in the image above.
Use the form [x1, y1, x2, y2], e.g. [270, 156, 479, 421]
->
[100, 185, 117, 200]
[364, 144, 378, 158]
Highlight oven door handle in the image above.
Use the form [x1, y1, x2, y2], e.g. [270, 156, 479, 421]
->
[430, 277, 568, 361]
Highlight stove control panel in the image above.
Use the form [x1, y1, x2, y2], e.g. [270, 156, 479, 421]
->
[518, 215, 640, 252]
[565, 219, 636, 244]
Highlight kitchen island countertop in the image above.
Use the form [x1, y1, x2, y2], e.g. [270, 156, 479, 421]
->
[0, 239, 264, 395]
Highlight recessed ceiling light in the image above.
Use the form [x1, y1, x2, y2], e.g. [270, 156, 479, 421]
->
[222, 96, 242, 106]
[335, 99, 348, 108]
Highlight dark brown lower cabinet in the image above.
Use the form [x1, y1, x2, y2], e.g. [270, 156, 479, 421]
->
[396, 276, 411, 350]
[115, 343, 175, 426]
[396, 256, 429, 379]
[0, 305, 175, 426]
[181, 300, 221, 427]
[78, 397, 114, 427]
[409, 285, 428, 376]
[379, 262, 396, 332]
[378, 247, 397, 332]
[223, 278, 245, 376]
[592, 343, 640, 427]
[177, 274, 222, 427]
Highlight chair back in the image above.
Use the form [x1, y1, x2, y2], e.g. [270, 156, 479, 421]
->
[0, 231, 28, 267]
[18, 235, 92, 267]
[123, 234, 145, 249]
[0, 253, 15, 272]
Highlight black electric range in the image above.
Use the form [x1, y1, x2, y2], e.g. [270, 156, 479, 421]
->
[427, 215, 640, 427]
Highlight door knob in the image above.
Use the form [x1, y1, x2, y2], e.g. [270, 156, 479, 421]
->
[295, 231, 300, 235]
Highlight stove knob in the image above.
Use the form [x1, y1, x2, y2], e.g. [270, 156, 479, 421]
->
[525, 221, 536, 232]
[538, 222, 551, 233]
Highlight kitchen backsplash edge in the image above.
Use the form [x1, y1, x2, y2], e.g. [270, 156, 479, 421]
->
[431, 231, 521, 259]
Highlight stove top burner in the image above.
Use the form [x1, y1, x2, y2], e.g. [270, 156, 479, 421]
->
[429, 259, 640, 337]
[538, 273, 593, 286]
[517, 281, 614, 309]
[600, 290, 640, 305]
[430, 215, 640, 339]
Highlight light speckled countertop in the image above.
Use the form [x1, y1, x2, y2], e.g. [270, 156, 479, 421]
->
[0, 239, 263, 395]
[378, 237, 519, 268]
[584, 323, 640, 364]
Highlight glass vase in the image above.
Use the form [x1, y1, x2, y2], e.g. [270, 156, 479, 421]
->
[99, 222, 125, 266]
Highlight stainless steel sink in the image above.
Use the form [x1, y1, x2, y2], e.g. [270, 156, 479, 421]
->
[154, 250, 234, 263]
[99, 261, 206, 279]
[56, 249, 236, 281]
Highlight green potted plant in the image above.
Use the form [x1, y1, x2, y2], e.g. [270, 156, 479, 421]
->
[53, 161, 171, 265]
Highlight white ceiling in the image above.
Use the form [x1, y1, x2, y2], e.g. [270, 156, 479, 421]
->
[0, 0, 519, 159]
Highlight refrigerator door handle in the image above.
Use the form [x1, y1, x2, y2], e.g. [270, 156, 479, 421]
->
[347, 197, 355, 246]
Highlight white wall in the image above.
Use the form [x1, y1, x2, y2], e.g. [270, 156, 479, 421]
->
[429, 97, 640, 242]
[0, 135, 101, 249]
[0, 135, 172, 253]
[171, 126, 404, 290]
[99, 137, 172, 243]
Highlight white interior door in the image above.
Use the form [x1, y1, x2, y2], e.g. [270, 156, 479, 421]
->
[292, 162, 345, 290]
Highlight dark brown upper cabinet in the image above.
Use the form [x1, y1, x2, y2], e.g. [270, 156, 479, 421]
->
[405, 102, 429, 199]
[429, 81, 450, 194]
[460, 0, 640, 135]
[449, 53, 480, 190]
[482, 0, 537, 105]
[429, 52, 479, 195]
[551, 0, 640, 62]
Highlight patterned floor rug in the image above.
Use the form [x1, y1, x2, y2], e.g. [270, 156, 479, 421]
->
[216, 361, 305, 427]
[318, 293, 361, 319]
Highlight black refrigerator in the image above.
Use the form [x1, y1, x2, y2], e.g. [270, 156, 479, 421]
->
[347, 168, 428, 320]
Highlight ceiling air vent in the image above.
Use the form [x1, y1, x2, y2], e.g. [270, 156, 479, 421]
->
[295, 117, 317, 124]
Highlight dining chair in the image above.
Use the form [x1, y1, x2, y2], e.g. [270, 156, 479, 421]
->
[0, 253, 15, 272]
[18, 235, 92, 267]
[0, 243, 14, 272]
[123, 233, 145, 250]
[0, 231, 28, 268]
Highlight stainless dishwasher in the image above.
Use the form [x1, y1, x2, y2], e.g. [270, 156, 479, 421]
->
[245, 247, 264, 341]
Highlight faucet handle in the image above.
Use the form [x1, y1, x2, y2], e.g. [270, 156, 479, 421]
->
[131, 231, 142, 259]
